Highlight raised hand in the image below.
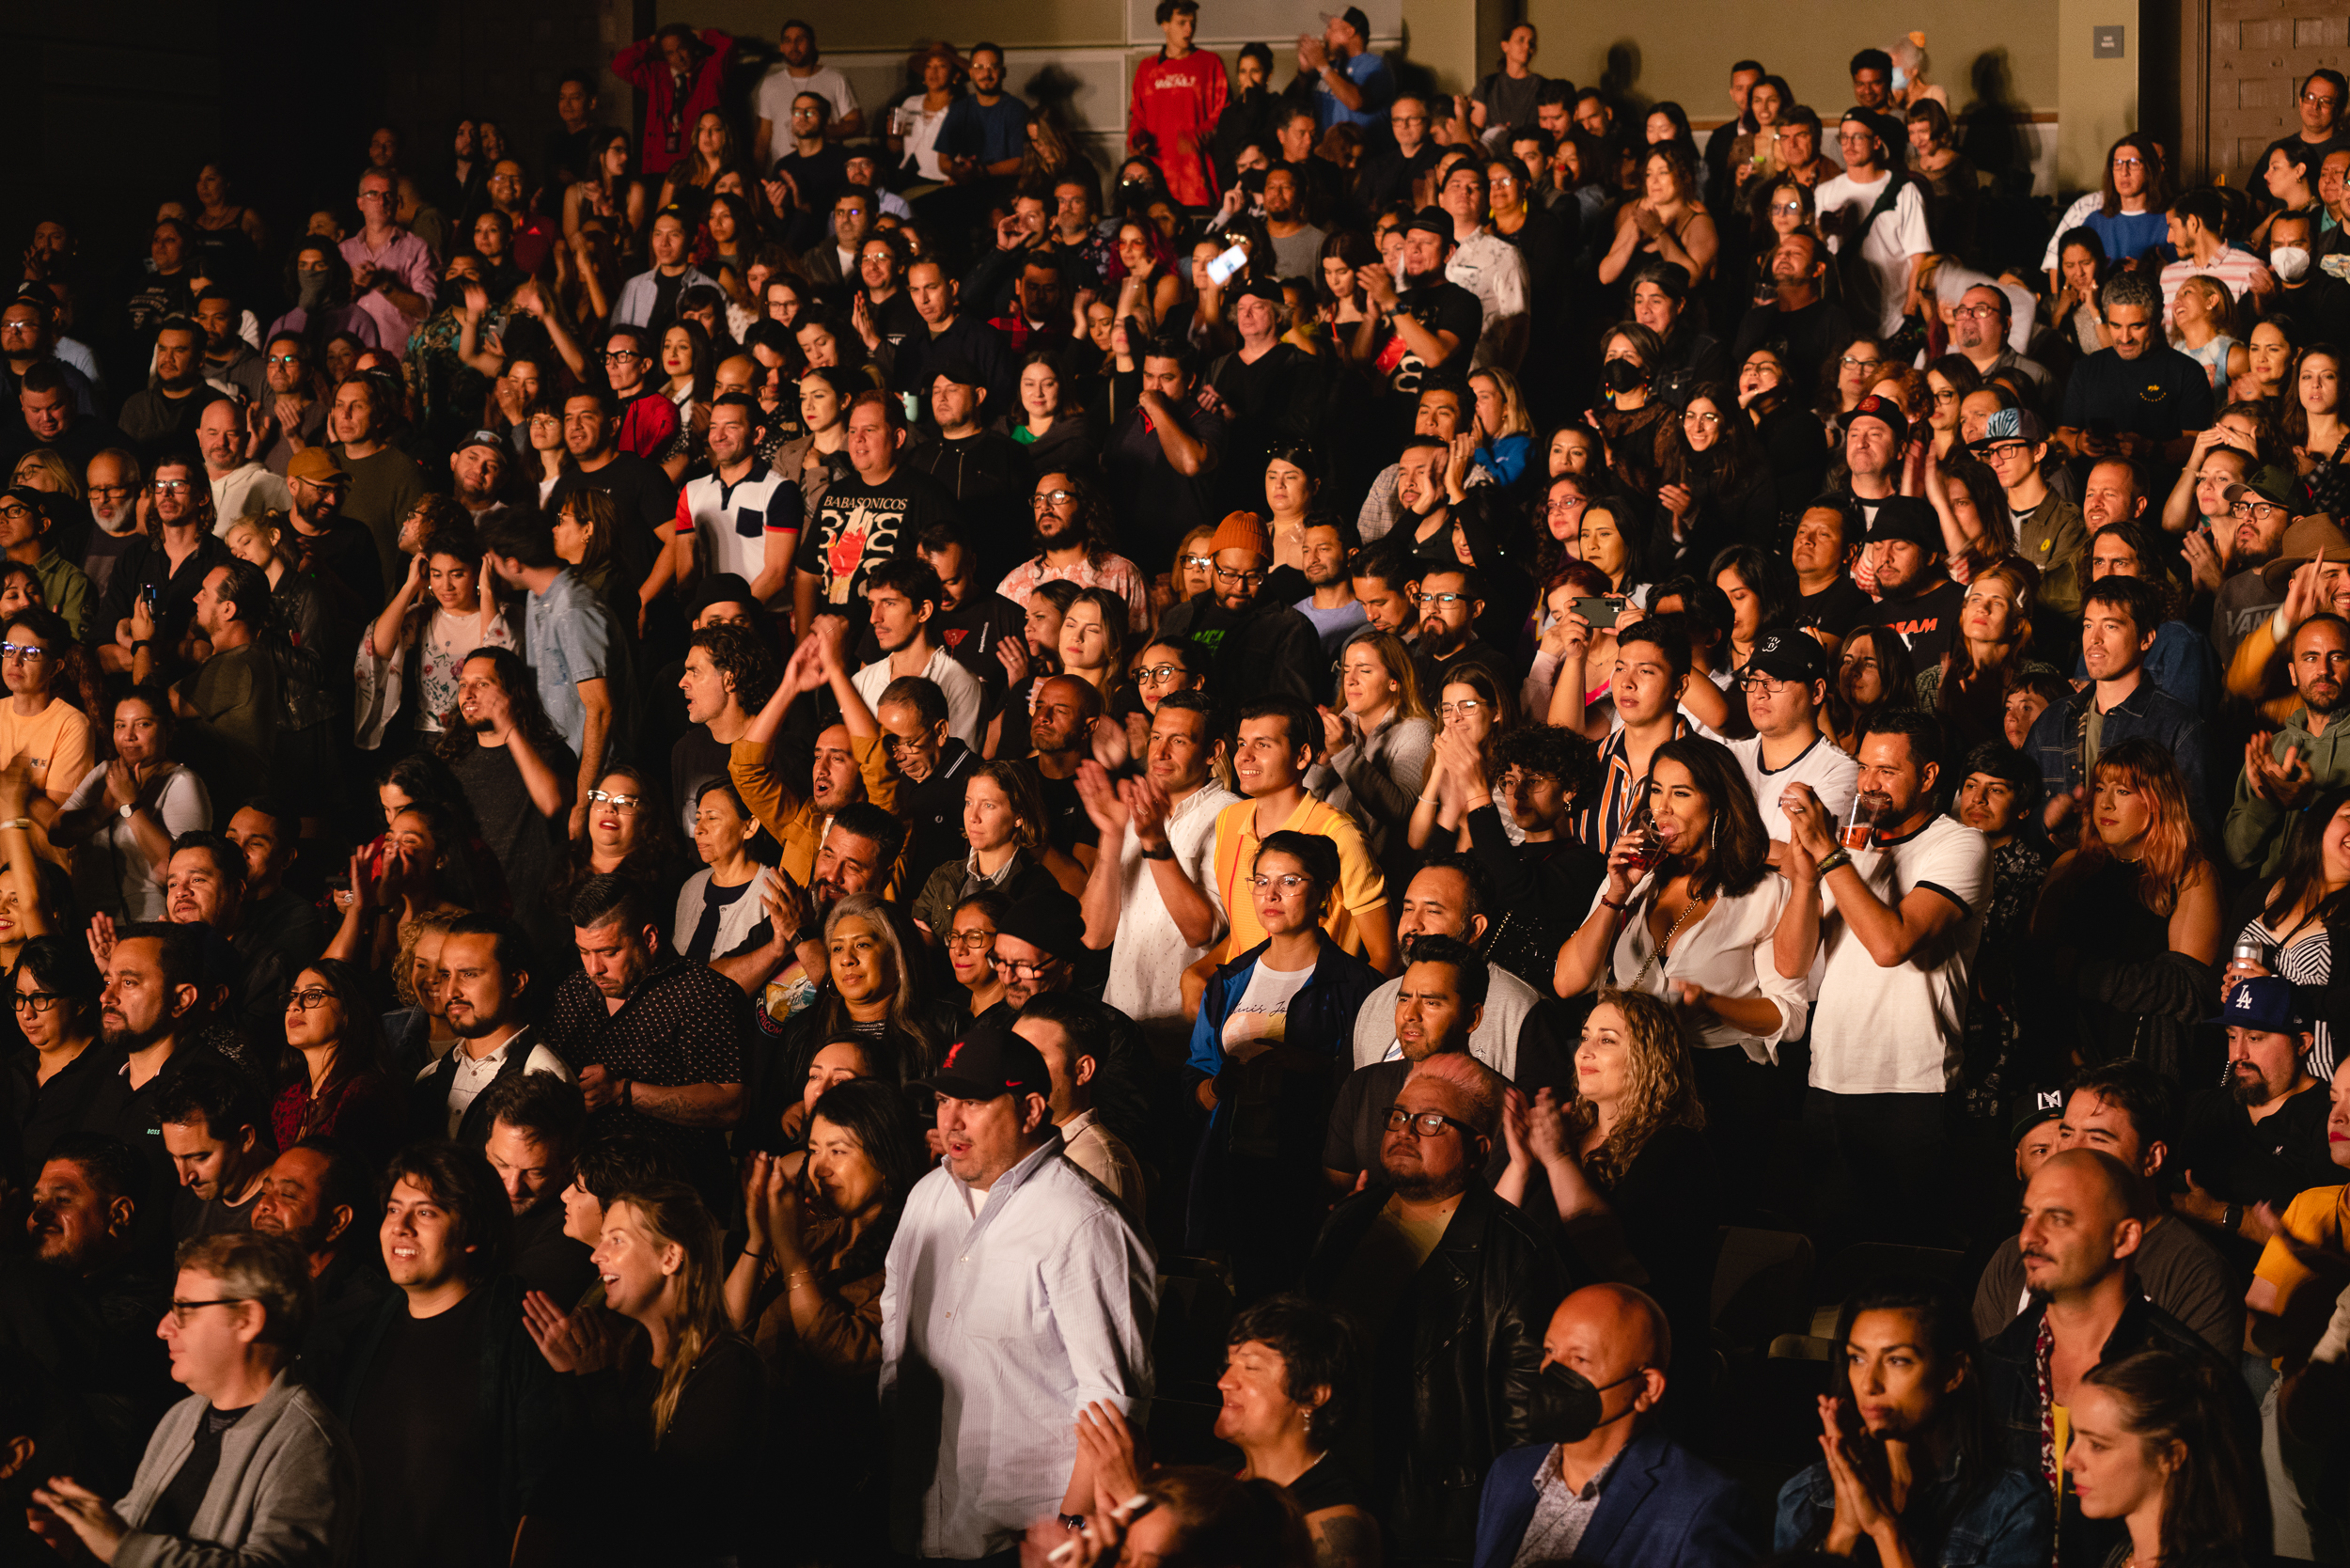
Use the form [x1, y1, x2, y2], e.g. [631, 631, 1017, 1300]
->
[1073, 760, 1130, 838]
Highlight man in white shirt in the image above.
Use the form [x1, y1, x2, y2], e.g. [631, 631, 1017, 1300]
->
[1350, 855, 1551, 1079]
[881, 1022, 1154, 1560]
[671, 394, 799, 609]
[1013, 994, 1149, 1228]
[752, 18, 863, 167]
[1814, 110, 1933, 335]
[1438, 162, 1530, 369]
[196, 398, 291, 528]
[852, 556, 982, 746]
[412, 917, 574, 1144]
[1777, 709, 1989, 1243]
[1729, 630, 1858, 859]
[1077, 690, 1236, 1052]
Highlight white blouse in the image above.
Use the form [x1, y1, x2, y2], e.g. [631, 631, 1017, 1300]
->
[1590, 871, 1809, 1063]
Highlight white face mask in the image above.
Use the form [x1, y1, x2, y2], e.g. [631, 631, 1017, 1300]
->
[2274, 245, 2312, 283]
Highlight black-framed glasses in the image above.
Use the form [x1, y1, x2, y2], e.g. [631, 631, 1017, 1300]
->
[1950, 304, 2002, 319]
[988, 952, 1048, 978]
[586, 789, 646, 809]
[1980, 441, 2032, 460]
[283, 986, 338, 1011]
[1029, 488, 1077, 510]
[1738, 671, 1798, 692]
[882, 731, 931, 753]
[1839, 355, 1883, 371]
[11, 990, 60, 1012]
[2233, 500, 2287, 520]
[1415, 591, 1466, 608]
[1384, 1105, 1476, 1138]
[1214, 565, 1266, 586]
[601, 350, 644, 363]
[1136, 663, 1188, 684]
[167, 1298, 247, 1325]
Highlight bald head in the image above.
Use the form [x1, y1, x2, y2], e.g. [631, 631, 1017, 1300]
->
[1544, 1282, 1671, 1375]
[2018, 1148, 2146, 1302]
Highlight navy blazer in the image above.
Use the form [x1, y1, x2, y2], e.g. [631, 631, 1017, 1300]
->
[1471, 1429, 1752, 1568]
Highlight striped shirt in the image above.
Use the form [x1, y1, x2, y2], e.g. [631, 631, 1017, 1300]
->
[1574, 716, 1692, 855]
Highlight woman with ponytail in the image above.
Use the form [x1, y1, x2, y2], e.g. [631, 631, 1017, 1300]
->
[2066, 1347, 2268, 1568]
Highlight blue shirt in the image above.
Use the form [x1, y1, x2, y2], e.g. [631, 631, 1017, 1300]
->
[1313, 48, 1392, 132]
[521, 569, 613, 753]
[2083, 207, 2170, 267]
[936, 92, 1028, 167]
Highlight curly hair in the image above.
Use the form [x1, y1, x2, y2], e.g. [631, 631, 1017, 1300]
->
[433, 647, 569, 765]
[1569, 988, 1704, 1188]
[1491, 723, 1602, 811]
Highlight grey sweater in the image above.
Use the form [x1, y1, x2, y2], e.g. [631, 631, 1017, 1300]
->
[117, 1372, 359, 1568]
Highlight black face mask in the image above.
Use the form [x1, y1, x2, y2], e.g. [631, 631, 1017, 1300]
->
[1601, 357, 1646, 395]
[1525, 1361, 1647, 1445]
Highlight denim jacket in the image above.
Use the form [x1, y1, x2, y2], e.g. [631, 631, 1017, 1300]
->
[1774, 1450, 2053, 1565]
[2022, 677, 2211, 820]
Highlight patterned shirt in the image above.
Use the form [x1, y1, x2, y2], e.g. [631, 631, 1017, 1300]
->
[1512, 1447, 1624, 1565]
[1574, 717, 1692, 855]
[995, 553, 1152, 633]
[542, 956, 751, 1168]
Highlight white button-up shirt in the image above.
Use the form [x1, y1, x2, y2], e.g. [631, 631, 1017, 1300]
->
[1104, 781, 1237, 1040]
[416, 1026, 574, 1137]
[880, 1134, 1156, 1559]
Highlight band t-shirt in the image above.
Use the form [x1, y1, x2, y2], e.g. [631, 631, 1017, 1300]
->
[791, 467, 960, 610]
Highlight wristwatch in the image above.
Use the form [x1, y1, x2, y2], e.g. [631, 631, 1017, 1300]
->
[1138, 841, 1174, 861]
[119, 802, 135, 820]
[1058, 1514, 1088, 1533]
[2223, 1202, 2244, 1232]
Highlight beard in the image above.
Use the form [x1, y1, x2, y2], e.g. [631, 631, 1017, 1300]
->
[1418, 616, 1468, 655]
[100, 1011, 175, 1053]
[2230, 1068, 2276, 1106]
[2305, 679, 2342, 716]
[1387, 1166, 1465, 1202]
[91, 498, 134, 535]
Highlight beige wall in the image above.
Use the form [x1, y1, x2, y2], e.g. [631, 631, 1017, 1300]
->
[1517, 0, 2057, 121]
[2057, 0, 2138, 190]
[681, 0, 1129, 51]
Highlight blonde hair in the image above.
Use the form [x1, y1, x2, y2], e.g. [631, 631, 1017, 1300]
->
[10, 447, 81, 499]
[608, 1183, 728, 1443]
[1469, 368, 1534, 440]
[1336, 630, 1433, 724]
[1570, 989, 1705, 1188]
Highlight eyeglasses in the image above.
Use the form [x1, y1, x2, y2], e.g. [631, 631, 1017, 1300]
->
[882, 731, 932, 752]
[1683, 409, 1721, 426]
[88, 483, 133, 498]
[1931, 388, 1960, 404]
[2232, 500, 2288, 520]
[987, 953, 1049, 978]
[601, 350, 644, 363]
[1769, 201, 1804, 215]
[1384, 1105, 1476, 1138]
[2305, 91, 2341, 106]
[1029, 489, 1077, 510]
[945, 930, 995, 952]
[1950, 303, 2004, 320]
[1180, 554, 1214, 572]
[266, 353, 304, 367]
[585, 789, 646, 809]
[1980, 441, 2032, 460]
[1214, 566, 1266, 586]
[2112, 156, 2146, 171]
[0, 643, 51, 664]
[1136, 663, 1188, 684]
[151, 480, 192, 494]
[283, 986, 339, 1011]
[1839, 355, 1883, 371]
[166, 1298, 248, 1325]
[1415, 591, 1466, 608]
[356, 190, 392, 203]
[1437, 698, 1485, 718]
[11, 990, 61, 1012]
[1251, 873, 1315, 893]
[1738, 672, 1799, 692]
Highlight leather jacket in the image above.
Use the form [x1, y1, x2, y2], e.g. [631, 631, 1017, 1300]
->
[1304, 1184, 1564, 1566]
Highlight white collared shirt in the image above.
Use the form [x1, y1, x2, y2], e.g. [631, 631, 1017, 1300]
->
[416, 1026, 575, 1137]
[1103, 781, 1238, 1034]
[879, 1136, 1156, 1559]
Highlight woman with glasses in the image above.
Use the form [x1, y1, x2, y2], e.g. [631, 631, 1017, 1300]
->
[1920, 355, 1984, 463]
[1123, 636, 1209, 757]
[1820, 336, 1889, 437]
[910, 760, 1065, 940]
[1774, 1278, 2052, 1565]
[1653, 381, 1773, 575]
[1412, 667, 1519, 854]
[10, 936, 103, 1172]
[272, 958, 402, 1167]
[1311, 632, 1434, 891]
[9, 447, 80, 500]
[1496, 987, 1720, 1366]
[942, 888, 1011, 1015]
[53, 688, 208, 920]
[1186, 830, 1382, 1294]
[2030, 739, 2221, 1078]
[730, 1077, 924, 1559]
[556, 766, 682, 914]
[1166, 525, 1219, 613]
[0, 607, 88, 868]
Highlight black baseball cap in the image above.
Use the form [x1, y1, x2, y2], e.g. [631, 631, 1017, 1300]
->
[915, 1021, 1051, 1102]
[1321, 6, 1372, 40]
[1747, 629, 1826, 684]
[1404, 206, 1452, 241]
[2010, 1086, 2065, 1145]
[929, 355, 984, 390]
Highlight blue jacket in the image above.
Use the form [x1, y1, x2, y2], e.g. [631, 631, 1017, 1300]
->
[1775, 1451, 2053, 1565]
[2072, 619, 2220, 717]
[1183, 932, 1382, 1147]
[2023, 675, 2211, 816]
[1472, 1430, 1751, 1568]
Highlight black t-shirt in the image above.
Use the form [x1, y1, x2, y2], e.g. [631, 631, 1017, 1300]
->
[1856, 576, 1965, 667]
[511, 1195, 598, 1302]
[683, 876, 751, 964]
[2060, 345, 2217, 442]
[2177, 1082, 2339, 1210]
[1031, 767, 1101, 856]
[2274, 273, 2350, 352]
[550, 453, 679, 580]
[898, 740, 976, 891]
[1796, 576, 1874, 641]
[148, 1402, 255, 1537]
[1731, 297, 1858, 393]
[451, 734, 577, 952]
[792, 467, 962, 610]
[351, 1289, 497, 1568]
[1379, 279, 1482, 396]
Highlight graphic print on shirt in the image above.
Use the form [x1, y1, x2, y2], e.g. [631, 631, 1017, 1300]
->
[805, 490, 907, 604]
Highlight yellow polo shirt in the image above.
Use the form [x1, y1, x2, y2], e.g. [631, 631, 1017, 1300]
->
[1210, 793, 1387, 962]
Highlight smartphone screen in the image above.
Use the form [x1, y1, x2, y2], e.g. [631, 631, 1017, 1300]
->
[1205, 243, 1247, 287]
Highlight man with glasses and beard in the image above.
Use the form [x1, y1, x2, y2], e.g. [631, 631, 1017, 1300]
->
[1305, 1049, 1561, 1565]
[257, 335, 328, 475]
[118, 319, 225, 461]
[79, 446, 143, 604]
[1408, 564, 1512, 698]
[995, 471, 1150, 632]
[94, 451, 235, 678]
[1152, 511, 1322, 705]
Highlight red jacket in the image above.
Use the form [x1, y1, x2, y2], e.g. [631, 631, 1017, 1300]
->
[1129, 49, 1228, 208]
[612, 28, 737, 176]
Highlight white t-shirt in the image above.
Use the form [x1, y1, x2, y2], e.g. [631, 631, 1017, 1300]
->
[754, 64, 861, 145]
[1731, 733, 1860, 848]
[61, 761, 211, 920]
[1810, 814, 1991, 1096]
[852, 647, 985, 748]
[1104, 783, 1237, 1036]
[896, 93, 952, 180]
[1815, 171, 1933, 335]
[1223, 956, 1316, 1054]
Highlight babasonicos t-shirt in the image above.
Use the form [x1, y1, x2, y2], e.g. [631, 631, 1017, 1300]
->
[791, 466, 960, 609]
[1810, 812, 1991, 1096]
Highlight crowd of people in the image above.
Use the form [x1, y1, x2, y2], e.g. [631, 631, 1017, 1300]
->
[8, 8, 2350, 1568]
